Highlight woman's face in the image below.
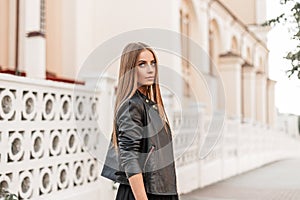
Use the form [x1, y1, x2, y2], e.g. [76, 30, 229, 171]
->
[136, 50, 156, 86]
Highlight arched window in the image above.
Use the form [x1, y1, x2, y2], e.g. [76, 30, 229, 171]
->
[209, 19, 221, 76]
[246, 47, 251, 63]
[180, 7, 191, 97]
[231, 36, 238, 54]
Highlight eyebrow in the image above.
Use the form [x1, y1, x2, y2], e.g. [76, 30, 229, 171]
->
[137, 59, 156, 63]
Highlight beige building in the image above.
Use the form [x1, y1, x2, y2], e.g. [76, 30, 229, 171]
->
[0, 0, 276, 126]
[0, 0, 299, 199]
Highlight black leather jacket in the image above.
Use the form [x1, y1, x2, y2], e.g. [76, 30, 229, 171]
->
[101, 89, 178, 195]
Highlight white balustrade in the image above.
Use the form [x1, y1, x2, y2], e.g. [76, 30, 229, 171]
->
[173, 107, 300, 194]
[0, 73, 299, 198]
[0, 74, 114, 200]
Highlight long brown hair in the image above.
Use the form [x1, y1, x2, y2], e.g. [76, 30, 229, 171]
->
[112, 42, 170, 149]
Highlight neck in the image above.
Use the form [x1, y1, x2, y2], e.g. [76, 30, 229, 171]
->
[137, 85, 149, 96]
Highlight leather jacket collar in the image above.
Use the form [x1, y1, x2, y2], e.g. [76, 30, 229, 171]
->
[136, 89, 156, 105]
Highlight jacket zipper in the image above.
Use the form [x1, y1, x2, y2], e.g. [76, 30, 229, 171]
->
[143, 145, 155, 171]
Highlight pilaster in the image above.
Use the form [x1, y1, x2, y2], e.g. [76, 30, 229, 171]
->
[219, 53, 244, 120]
[242, 63, 256, 123]
[255, 72, 267, 125]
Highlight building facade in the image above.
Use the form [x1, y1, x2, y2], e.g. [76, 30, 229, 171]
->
[0, 0, 277, 126]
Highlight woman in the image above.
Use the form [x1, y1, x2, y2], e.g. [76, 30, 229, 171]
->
[101, 42, 179, 200]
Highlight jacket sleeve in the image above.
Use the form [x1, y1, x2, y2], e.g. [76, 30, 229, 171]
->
[116, 99, 144, 179]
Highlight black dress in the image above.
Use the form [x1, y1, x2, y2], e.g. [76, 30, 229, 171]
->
[116, 184, 179, 200]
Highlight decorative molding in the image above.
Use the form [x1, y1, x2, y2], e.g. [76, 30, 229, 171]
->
[26, 31, 45, 38]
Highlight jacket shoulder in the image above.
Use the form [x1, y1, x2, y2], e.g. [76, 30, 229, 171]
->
[116, 92, 145, 120]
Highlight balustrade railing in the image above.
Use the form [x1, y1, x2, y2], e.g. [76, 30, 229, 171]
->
[0, 74, 299, 198]
[0, 74, 104, 200]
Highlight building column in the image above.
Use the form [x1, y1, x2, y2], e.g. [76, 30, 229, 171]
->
[267, 78, 276, 128]
[46, 0, 62, 77]
[0, 0, 9, 69]
[219, 54, 244, 120]
[255, 72, 267, 125]
[7, 0, 17, 70]
[46, 0, 79, 79]
[23, 0, 45, 78]
[197, 0, 209, 61]
[242, 64, 256, 123]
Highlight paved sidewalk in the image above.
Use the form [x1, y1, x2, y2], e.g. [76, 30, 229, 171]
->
[180, 158, 300, 200]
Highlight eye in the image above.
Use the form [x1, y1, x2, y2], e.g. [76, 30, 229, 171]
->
[151, 61, 157, 66]
[138, 62, 146, 67]
[137, 61, 156, 67]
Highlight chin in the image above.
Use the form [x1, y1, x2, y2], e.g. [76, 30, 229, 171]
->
[145, 82, 154, 86]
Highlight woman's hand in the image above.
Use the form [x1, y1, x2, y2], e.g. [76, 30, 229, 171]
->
[128, 173, 148, 200]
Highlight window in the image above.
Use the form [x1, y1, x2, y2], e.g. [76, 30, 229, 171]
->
[40, 0, 46, 34]
[180, 9, 191, 97]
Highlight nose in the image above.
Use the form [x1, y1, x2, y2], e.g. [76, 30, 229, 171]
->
[146, 63, 155, 73]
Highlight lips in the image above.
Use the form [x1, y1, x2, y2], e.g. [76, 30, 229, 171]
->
[146, 76, 155, 79]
